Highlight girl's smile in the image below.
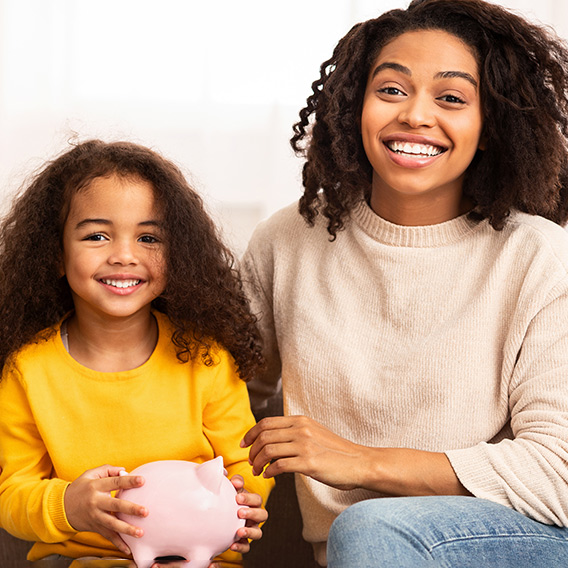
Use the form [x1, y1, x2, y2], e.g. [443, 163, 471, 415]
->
[361, 29, 484, 225]
[98, 276, 145, 294]
[61, 174, 167, 323]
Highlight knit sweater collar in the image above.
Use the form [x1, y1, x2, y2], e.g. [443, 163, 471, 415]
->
[352, 200, 482, 248]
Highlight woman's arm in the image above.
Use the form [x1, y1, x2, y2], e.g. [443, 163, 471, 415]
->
[242, 415, 470, 496]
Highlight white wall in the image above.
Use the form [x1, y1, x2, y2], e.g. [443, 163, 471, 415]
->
[0, 0, 566, 253]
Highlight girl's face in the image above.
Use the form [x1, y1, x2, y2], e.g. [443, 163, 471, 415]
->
[361, 29, 484, 225]
[62, 174, 167, 323]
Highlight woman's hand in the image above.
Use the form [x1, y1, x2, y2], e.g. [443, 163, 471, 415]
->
[242, 416, 471, 496]
[64, 464, 148, 556]
[241, 416, 367, 491]
[228, 474, 268, 554]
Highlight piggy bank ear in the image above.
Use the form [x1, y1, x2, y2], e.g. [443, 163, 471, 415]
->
[196, 456, 225, 495]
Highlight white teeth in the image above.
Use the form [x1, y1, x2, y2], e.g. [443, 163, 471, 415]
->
[101, 279, 141, 288]
[387, 141, 444, 156]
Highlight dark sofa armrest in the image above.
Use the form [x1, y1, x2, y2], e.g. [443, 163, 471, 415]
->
[0, 528, 32, 568]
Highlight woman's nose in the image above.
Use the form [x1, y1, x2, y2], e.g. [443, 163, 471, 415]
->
[397, 94, 436, 128]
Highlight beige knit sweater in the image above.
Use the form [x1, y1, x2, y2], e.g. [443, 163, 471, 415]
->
[241, 200, 568, 566]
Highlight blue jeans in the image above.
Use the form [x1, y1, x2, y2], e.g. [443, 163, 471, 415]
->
[327, 496, 568, 567]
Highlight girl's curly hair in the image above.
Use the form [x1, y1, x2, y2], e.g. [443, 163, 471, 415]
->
[0, 140, 264, 381]
[292, 0, 568, 238]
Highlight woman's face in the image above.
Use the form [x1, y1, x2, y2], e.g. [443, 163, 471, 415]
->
[360, 29, 484, 225]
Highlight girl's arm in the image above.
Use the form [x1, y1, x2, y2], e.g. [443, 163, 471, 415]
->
[200, 347, 273, 563]
[0, 366, 147, 549]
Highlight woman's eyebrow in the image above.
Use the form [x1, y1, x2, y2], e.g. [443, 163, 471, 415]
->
[371, 62, 478, 89]
[435, 70, 478, 89]
[371, 62, 411, 79]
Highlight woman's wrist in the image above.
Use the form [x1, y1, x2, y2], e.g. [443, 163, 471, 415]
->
[360, 447, 471, 497]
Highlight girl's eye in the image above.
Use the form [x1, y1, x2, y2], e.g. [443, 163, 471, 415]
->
[438, 94, 466, 105]
[83, 234, 107, 242]
[139, 235, 160, 244]
[378, 86, 405, 96]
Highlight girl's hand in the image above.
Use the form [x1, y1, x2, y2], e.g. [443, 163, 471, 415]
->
[241, 416, 366, 491]
[228, 474, 267, 554]
[64, 464, 148, 555]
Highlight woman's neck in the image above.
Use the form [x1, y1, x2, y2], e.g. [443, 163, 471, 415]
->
[65, 309, 159, 372]
[369, 182, 473, 226]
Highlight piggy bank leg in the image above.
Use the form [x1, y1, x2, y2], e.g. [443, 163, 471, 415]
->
[186, 550, 215, 568]
[130, 543, 162, 568]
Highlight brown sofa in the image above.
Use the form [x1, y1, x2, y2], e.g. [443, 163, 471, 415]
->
[0, 528, 32, 567]
[243, 392, 319, 568]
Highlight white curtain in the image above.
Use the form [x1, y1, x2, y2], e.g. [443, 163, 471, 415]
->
[0, 0, 565, 252]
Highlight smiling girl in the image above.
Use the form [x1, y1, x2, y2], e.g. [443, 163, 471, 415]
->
[240, 0, 568, 566]
[0, 140, 273, 568]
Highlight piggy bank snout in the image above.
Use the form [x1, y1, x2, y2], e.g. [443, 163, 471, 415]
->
[116, 457, 245, 568]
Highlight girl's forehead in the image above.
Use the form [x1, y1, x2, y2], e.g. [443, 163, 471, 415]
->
[67, 174, 162, 218]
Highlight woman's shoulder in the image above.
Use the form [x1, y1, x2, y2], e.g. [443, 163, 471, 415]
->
[505, 211, 568, 268]
[245, 198, 332, 257]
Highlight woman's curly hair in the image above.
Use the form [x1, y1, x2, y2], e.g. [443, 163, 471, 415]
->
[0, 140, 264, 380]
[292, 0, 568, 238]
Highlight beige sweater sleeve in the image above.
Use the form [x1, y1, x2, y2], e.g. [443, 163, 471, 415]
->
[447, 283, 568, 525]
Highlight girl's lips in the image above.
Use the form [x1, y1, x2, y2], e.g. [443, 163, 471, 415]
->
[98, 277, 145, 296]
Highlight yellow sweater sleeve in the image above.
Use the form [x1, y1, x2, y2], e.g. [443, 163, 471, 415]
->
[0, 364, 76, 541]
[202, 347, 273, 504]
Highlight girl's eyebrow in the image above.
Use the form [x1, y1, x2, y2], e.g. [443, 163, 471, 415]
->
[371, 62, 478, 89]
[74, 219, 162, 229]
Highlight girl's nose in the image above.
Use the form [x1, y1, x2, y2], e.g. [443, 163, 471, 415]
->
[108, 241, 138, 265]
[397, 94, 436, 128]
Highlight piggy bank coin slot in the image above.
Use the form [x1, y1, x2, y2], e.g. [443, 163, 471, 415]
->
[154, 556, 187, 562]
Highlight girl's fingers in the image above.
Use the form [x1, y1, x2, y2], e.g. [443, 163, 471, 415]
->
[236, 524, 263, 542]
[236, 490, 262, 508]
[238, 503, 267, 524]
[98, 527, 132, 556]
[103, 494, 148, 518]
[229, 474, 244, 493]
[97, 474, 145, 492]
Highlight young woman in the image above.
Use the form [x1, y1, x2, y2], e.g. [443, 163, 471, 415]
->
[240, 0, 568, 565]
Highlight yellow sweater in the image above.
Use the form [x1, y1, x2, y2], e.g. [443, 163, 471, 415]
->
[0, 311, 272, 565]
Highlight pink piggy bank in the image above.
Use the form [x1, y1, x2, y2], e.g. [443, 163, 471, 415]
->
[116, 457, 245, 568]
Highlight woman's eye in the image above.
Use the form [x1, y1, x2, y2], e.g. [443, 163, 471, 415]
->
[439, 94, 466, 104]
[378, 86, 405, 96]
